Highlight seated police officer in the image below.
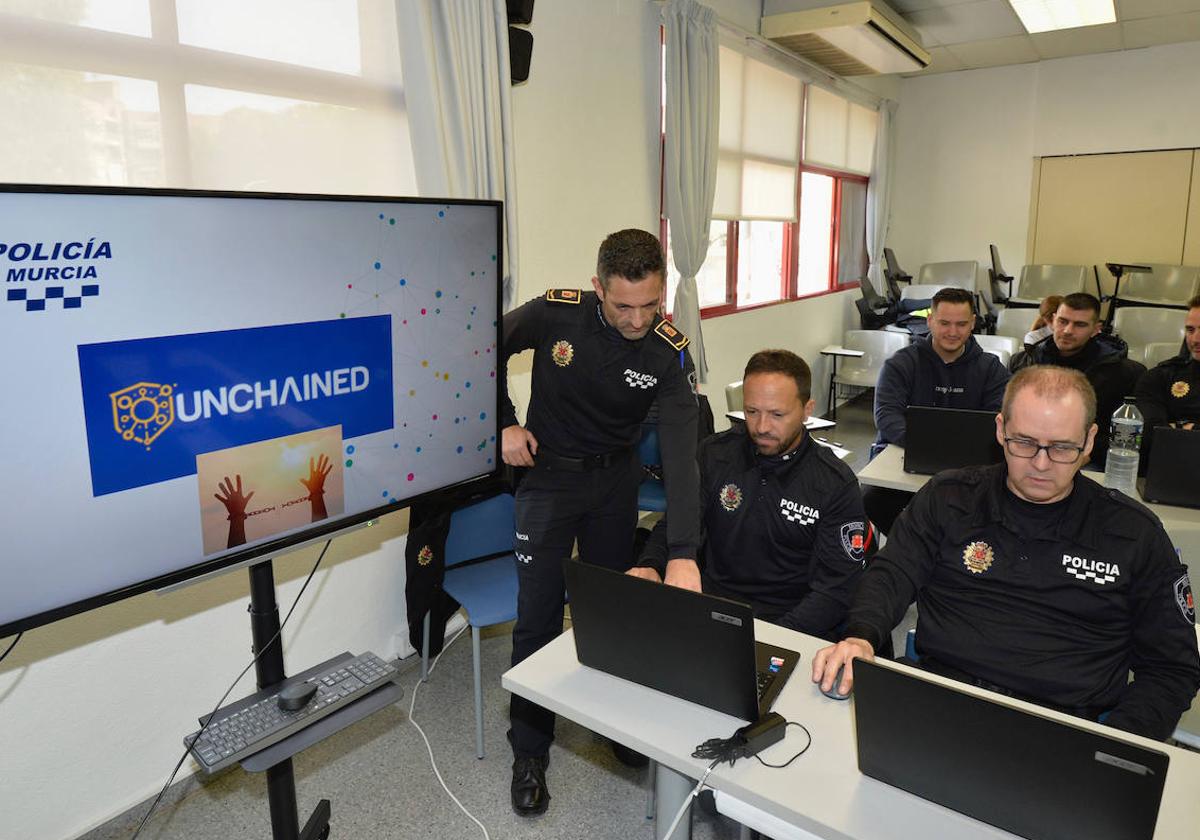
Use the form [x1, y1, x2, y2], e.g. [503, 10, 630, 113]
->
[865, 287, 1010, 533]
[813, 365, 1200, 741]
[629, 350, 867, 640]
[1136, 294, 1200, 437]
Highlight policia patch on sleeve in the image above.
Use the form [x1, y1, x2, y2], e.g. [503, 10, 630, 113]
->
[545, 288, 582, 304]
[654, 320, 689, 351]
[1175, 572, 1196, 625]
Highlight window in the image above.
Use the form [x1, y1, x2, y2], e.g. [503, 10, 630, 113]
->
[0, 1, 415, 193]
[661, 45, 876, 318]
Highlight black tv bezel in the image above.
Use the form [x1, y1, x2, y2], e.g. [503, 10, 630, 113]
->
[0, 184, 504, 638]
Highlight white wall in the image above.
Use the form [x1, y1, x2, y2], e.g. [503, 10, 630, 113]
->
[889, 41, 1200, 279]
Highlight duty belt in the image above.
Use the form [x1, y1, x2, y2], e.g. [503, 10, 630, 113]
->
[534, 448, 631, 472]
[918, 656, 1108, 723]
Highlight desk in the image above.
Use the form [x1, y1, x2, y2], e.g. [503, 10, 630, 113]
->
[726, 412, 837, 431]
[856, 445, 1200, 561]
[502, 622, 1200, 839]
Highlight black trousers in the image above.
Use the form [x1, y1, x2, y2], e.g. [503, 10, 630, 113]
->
[508, 450, 642, 759]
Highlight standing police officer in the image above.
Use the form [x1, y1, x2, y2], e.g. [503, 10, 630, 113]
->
[813, 365, 1200, 741]
[500, 229, 700, 816]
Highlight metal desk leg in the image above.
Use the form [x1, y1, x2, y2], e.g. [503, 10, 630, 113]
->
[655, 762, 693, 840]
[827, 357, 839, 421]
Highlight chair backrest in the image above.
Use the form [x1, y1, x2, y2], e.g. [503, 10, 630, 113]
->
[840, 330, 911, 379]
[915, 261, 978, 291]
[884, 247, 906, 280]
[974, 334, 1018, 359]
[1143, 341, 1183, 368]
[990, 244, 1007, 279]
[445, 493, 515, 568]
[1118, 264, 1200, 304]
[637, 424, 661, 466]
[994, 307, 1033, 341]
[725, 380, 744, 412]
[1112, 307, 1185, 357]
[900, 283, 951, 302]
[1015, 264, 1088, 301]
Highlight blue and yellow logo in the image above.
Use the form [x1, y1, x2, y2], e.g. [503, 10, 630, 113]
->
[110, 382, 175, 449]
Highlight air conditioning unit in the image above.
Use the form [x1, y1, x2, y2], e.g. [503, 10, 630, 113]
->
[761, 0, 930, 76]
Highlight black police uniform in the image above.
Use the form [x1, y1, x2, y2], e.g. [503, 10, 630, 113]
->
[1136, 351, 1200, 429]
[637, 425, 866, 640]
[846, 463, 1200, 741]
[501, 289, 700, 758]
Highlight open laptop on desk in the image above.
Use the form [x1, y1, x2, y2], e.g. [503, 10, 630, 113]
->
[1141, 426, 1200, 508]
[564, 559, 798, 722]
[904, 406, 1003, 475]
[854, 658, 1168, 840]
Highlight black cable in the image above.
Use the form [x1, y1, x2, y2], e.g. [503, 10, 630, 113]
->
[130, 540, 332, 840]
[754, 722, 812, 768]
[0, 631, 23, 665]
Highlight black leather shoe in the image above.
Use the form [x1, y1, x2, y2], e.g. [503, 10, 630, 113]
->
[610, 740, 649, 768]
[511, 754, 550, 816]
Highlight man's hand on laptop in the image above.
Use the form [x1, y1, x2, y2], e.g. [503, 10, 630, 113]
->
[625, 566, 662, 583]
[812, 638, 875, 696]
[664, 558, 701, 592]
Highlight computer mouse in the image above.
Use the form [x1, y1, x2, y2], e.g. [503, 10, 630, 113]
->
[277, 681, 318, 711]
[821, 665, 851, 700]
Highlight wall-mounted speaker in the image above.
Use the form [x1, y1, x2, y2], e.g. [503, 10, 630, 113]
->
[507, 0, 534, 26]
[509, 27, 533, 84]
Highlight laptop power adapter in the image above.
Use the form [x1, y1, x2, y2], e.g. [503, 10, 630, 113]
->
[735, 712, 787, 758]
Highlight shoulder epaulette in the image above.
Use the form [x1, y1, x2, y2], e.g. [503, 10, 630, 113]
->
[545, 288, 582, 304]
[654, 319, 689, 351]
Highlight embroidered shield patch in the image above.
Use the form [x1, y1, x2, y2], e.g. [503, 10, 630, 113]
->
[719, 483, 742, 512]
[1175, 573, 1195, 624]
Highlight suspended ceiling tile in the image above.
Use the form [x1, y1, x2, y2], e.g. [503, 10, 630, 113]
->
[1031, 23, 1124, 59]
[906, 0, 1026, 47]
[946, 33, 1040, 67]
[1116, 0, 1200, 21]
[1122, 10, 1200, 46]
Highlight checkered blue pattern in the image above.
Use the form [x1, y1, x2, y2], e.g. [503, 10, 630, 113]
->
[6, 284, 99, 311]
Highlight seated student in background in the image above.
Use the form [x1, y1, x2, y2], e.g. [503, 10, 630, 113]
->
[813, 366, 1200, 742]
[1010, 292, 1144, 467]
[866, 287, 1010, 532]
[1135, 294, 1200, 437]
[1023, 294, 1063, 348]
[629, 349, 867, 641]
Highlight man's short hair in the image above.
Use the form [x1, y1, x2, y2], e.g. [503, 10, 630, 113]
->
[1059, 292, 1101, 320]
[1188, 293, 1200, 310]
[1001, 365, 1097, 434]
[744, 349, 812, 402]
[596, 229, 665, 286]
[930, 287, 975, 313]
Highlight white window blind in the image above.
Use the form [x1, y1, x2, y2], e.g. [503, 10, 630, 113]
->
[0, 1, 415, 194]
[804, 85, 878, 176]
[713, 46, 802, 222]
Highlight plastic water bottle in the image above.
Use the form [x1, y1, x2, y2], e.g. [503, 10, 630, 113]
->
[1104, 397, 1143, 495]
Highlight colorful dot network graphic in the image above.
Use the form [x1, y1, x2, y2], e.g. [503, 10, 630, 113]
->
[329, 206, 498, 506]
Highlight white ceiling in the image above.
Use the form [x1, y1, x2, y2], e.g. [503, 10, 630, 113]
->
[885, 0, 1200, 74]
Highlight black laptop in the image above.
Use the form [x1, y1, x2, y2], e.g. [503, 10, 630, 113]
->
[854, 658, 1169, 840]
[564, 559, 798, 722]
[904, 406, 1004, 474]
[1141, 426, 1200, 508]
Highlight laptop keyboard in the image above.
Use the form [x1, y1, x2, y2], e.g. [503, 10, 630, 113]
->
[756, 669, 776, 700]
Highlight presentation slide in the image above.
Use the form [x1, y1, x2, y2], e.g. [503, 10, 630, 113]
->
[0, 190, 499, 633]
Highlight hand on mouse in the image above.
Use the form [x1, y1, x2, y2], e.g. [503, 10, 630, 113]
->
[811, 637, 875, 697]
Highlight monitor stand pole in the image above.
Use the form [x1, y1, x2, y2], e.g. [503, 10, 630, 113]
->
[248, 559, 332, 840]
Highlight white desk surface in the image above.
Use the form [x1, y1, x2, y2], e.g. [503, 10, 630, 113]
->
[857, 446, 1200, 556]
[502, 622, 1200, 840]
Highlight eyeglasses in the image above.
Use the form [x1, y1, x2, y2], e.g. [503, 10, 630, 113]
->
[1003, 437, 1085, 464]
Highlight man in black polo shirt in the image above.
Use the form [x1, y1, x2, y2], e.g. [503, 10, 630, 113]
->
[813, 365, 1200, 741]
[630, 350, 866, 641]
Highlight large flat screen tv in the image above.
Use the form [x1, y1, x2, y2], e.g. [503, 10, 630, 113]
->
[0, 186, 502, 636]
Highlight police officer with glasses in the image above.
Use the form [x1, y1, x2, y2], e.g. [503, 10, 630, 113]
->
[813, 365, 1200, 741]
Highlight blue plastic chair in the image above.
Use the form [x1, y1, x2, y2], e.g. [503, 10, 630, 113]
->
[420, 492, 518, 759]
[637, 425, 667, 512]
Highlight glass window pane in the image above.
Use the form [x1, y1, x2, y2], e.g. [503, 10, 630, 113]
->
[177, 0, 362, 74]
[838, 180, 868, 285]
[797, 172, 834, 296]
[0, 62, 163, 186]
[736, 221, 785, 306]
[666, 220, 728, 312]
[185, 85, 415, 195]
[0, 1, 151, 37]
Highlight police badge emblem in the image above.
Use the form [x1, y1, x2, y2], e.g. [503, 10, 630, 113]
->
[962, 541, 994, 574]
[551, 339, 574, 367]
[1172, 380, 1190, 398]
[840, 521, 867, 564]
[1175, 573, 1195, 624]
[719, 483, 743, 512]
[417, 545, 434, 566]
